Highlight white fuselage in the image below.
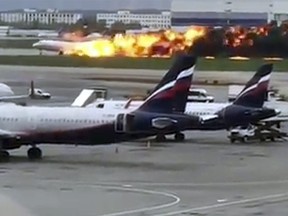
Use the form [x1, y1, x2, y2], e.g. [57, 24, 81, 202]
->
[0, 104, 121, 134]
[87, 99, 288, 120]
[32, 40, 73, 52]
[87, 100, 228, 116]
[32, 37, 103, 53]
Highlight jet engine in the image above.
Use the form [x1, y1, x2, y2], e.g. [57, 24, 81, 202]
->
[151, 117, 178, 129]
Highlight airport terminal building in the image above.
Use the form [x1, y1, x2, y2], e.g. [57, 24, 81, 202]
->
[171, 0, 288, 27]
[0, 8, 82, 25]
[97, 10, 171, 29]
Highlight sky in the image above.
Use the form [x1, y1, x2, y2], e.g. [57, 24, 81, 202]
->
[0, 0, 172, 10]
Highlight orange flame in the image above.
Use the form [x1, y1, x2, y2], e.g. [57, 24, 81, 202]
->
[63, 26, 206, 57]
[62, 25, 274, 58]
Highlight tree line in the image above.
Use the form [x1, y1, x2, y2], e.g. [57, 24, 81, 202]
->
[191, 22, 288, 57]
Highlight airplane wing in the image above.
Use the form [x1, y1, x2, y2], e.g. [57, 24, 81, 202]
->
[0, 95, 28, 105]
[260, 115, 288, 123]
[261, 102, 288, 124]
[0, 128, 25, 139]
[200, 115, 219, 123]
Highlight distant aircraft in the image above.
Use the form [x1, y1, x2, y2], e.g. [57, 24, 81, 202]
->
[0, 55, 201, 161]
[33, 33, 103, 55]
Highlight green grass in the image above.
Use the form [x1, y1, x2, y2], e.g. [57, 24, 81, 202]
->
[0, 39, 37, 49]
[0, 55, 287, 71]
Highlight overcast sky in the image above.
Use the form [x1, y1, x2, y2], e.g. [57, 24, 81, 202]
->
[0, 0, 172, 10]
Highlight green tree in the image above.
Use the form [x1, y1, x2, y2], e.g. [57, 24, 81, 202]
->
[32, 19, 39, 29]
[110, 21, 126, 33]
[126, 22, 142, 30]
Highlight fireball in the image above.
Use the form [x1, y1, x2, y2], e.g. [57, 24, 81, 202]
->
[63, 26, 206, 58]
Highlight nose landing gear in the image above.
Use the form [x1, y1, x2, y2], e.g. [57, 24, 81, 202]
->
[27, 147, 42, 160]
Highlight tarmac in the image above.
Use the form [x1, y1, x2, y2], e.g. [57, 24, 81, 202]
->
[0, 48, 55, 56]
[0, 66, 288, 216]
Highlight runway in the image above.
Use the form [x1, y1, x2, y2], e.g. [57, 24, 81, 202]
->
[0, 66, 288, 216]
[0, 48, 55, 56]
[2, 138, 288, 216]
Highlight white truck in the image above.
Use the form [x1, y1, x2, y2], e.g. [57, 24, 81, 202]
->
[228, 124, 287, 143]
[187, 88, 214, 103]
[29, 88, 51, 99]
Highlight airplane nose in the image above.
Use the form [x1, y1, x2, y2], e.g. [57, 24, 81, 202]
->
[32, 42, 40, 48]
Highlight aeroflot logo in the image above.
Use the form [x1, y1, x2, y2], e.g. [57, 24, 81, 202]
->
[145, 65, 195, 101]
[236, 73, 270, 99]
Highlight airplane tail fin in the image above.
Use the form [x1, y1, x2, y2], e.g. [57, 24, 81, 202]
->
[137, 54, 197, 113]
[233, 64, 273, 108]
[172, 62, 195, 113]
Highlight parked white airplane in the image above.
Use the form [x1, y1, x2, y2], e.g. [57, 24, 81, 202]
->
[32, 33, 103, 55]
[0, 55, 201, 161]
[0, 81, 50, 105]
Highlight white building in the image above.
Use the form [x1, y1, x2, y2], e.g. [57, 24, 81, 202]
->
[97, 10, 171, 29]
[171, 0, 288, 26]
[0, 9, 82, 25]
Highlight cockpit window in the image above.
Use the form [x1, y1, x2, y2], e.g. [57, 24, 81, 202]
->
[96, 103, 104, 108]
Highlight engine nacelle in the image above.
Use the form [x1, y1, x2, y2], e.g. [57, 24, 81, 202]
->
[115, 112, 181, 133]
[151, 117, 177, 129]
[2, 137, 21, 150]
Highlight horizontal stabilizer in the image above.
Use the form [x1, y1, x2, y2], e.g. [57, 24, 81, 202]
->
[200, 115, 219, 123]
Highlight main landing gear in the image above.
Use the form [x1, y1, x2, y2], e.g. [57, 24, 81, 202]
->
[174, 132, 185, 142]
[27, 146, 42, 160]
[0, 150, 10, 162]
[0, 144, 42, 162]
[155, 134, 167, 142]
[155, 132, 186, 142]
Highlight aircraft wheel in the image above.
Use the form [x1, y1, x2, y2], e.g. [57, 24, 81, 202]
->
[241, 136, 248, 143]
[27, 147, 42, 160]
[260, 137, 266, 142]
[0, 150, 10, 162]
[58, 51, 64, 55]
[155, 134, 166, 142]
[174, 132, 185, 142]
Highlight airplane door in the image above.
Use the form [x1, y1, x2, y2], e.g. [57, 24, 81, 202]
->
[115, 114, 125, 132]
[28, 114, 37, 131]
[115, 113, 135, 132]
